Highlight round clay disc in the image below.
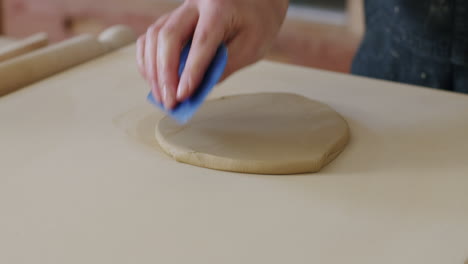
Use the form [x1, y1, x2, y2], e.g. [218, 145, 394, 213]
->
[155, 93, 350, 174]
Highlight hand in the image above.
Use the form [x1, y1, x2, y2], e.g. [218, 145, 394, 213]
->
[137, 0, 289, 109]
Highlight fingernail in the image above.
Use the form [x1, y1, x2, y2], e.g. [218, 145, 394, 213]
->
[162, 83, 175, 109]
[176, 81, 186, 101]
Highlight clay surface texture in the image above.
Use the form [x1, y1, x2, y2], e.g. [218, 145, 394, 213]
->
[156, 93, 350, 174]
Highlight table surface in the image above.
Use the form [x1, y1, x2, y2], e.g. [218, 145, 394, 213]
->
[1, 45, 468, 264]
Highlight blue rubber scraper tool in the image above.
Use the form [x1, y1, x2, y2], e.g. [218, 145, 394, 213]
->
[147, 41, 228, 124]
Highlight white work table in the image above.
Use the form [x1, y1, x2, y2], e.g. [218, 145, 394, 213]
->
[1, 45, 467, 264]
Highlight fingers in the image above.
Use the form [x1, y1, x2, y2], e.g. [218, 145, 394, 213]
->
[157, 5, 199, 109]
[176, 8, 225, 102]
[138, 34, 162, 102]
[144, 15, 169, 103]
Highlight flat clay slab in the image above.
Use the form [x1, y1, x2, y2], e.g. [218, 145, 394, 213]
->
[155, 92, 350, 174]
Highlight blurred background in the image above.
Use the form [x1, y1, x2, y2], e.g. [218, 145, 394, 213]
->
[0, 0, 364, 73]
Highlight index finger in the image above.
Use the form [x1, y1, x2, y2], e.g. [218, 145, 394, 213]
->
[175, 9, 225, 102]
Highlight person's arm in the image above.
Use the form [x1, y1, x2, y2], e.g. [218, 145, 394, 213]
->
[137, 0, 289, 109]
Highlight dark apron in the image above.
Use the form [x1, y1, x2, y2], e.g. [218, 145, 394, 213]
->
[352, 0, 468, 93]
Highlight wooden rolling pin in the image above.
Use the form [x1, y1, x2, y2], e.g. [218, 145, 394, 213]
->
[0, 25, 136, 97]
[0, 33, 49, 63]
